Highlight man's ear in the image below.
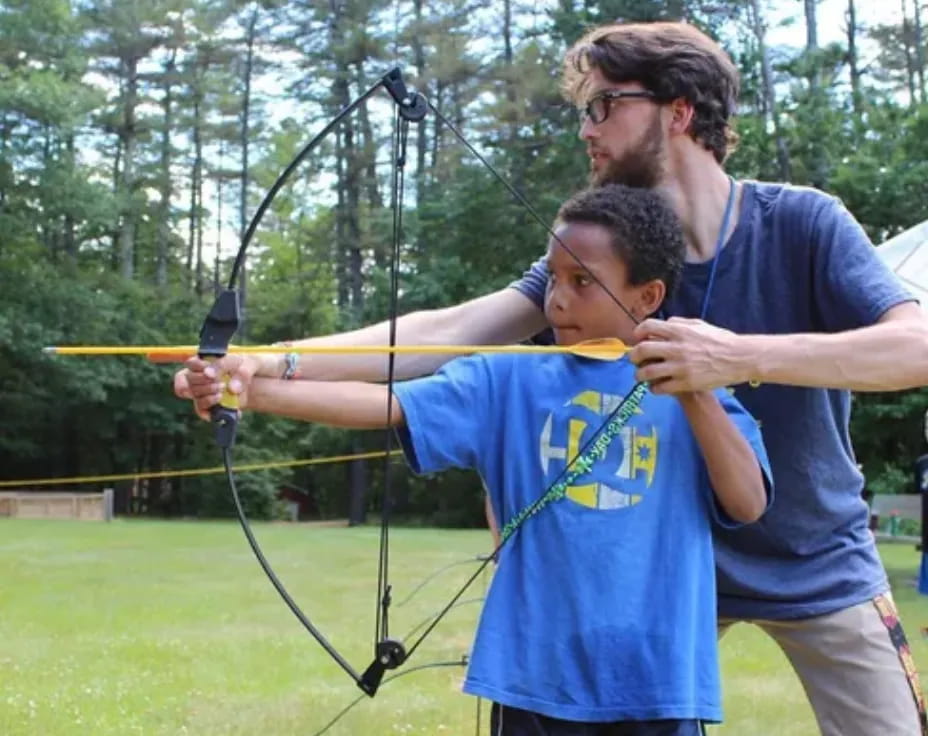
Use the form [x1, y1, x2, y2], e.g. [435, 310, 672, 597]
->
[636, 279, 667, 318]
[668, 98, 695, 136]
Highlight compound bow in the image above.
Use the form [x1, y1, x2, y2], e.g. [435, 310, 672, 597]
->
[195, 67, 648, 729]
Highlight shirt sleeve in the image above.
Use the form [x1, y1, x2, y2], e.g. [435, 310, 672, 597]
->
[509, 255, 548, 309]
[391, 355, 496, 476]
[809, 193, 916, 331]
[704, 388, 774, 529]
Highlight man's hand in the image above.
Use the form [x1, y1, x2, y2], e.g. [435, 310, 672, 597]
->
[173, 355, 262, 420]
[629, 317, 750, 394]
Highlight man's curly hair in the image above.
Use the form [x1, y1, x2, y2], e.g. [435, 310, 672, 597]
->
[556, 184, 684, 300]
[562, 22, 739, 163]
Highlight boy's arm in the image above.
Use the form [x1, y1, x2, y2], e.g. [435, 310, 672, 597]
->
[485, 495, 501, 550]
[246, 377, 404, 429]
[176, 288, 546, 422]
[677, 391, 767, 523]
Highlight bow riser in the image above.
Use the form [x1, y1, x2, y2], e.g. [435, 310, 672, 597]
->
[198, 288, 241, 449]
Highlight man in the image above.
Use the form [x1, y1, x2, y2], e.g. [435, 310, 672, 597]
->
[236, 184, 771, 734]
[176, 21, 927, 736]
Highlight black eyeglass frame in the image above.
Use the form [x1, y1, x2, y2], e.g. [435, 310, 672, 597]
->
[580, 89, 657, 124]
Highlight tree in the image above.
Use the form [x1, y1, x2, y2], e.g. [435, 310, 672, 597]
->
[82, 0, 176, 279]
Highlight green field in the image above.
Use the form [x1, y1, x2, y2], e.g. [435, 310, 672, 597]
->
[0, 519, 925, 735]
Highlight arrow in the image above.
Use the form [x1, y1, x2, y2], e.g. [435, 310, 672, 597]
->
[43, 338, 630, 362]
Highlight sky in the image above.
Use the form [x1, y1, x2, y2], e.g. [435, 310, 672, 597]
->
[177, 0, 914, 263]
[768, 0, 898, 55]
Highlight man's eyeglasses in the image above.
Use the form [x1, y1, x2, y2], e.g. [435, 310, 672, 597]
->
[580, 89, 656, 124]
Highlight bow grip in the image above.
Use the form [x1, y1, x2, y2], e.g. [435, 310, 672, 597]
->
[198, 289, 241, 449]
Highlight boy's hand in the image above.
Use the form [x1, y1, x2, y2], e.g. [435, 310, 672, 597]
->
[173, 355, 261, 420]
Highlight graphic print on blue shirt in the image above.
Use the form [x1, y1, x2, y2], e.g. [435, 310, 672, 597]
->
[393, 352, 770, 723]
[540, 388, 656, 510]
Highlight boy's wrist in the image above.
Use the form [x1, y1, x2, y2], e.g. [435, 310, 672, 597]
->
[676, 389, 715, 410]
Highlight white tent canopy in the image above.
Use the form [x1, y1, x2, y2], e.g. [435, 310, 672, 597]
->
[876, 221, 928, 311]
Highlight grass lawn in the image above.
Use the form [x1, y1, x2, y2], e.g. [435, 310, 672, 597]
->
[0, 519, 925, 735]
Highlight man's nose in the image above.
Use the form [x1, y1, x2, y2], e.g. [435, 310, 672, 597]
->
[579, 116, 597, 141]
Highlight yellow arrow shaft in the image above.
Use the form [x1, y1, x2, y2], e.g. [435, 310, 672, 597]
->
[44, 342, 628, 358]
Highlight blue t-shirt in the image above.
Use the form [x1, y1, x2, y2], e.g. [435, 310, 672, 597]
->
[393, 353, 770, 722]
[511, 180, 915, 620]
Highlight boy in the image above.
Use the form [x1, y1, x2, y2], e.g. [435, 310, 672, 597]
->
[239, 184, 771, 735]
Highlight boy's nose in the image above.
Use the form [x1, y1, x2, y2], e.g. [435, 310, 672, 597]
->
[547, 285, 569, 313]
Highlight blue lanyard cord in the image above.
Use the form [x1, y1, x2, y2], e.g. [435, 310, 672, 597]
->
[699, 176, 737, 321]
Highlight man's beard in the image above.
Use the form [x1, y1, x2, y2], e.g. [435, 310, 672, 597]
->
[589, 114, 665, 189]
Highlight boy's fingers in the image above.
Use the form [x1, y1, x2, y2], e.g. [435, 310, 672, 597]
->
[195, 394, 222, 413]
[173, 370, 193, 400]
[183, 356, 210, 372]
[174, 366, 221, 400]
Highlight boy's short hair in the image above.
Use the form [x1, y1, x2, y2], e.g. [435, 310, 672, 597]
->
[562, 22, 740, 163]
[556, 184, 685, 299]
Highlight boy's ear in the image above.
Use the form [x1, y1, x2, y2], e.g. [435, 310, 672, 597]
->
[636, 279, 666, 318]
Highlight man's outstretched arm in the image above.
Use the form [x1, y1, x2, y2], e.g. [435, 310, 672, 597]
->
[176, 287, 546, 420]
[631, 302, 928, 393]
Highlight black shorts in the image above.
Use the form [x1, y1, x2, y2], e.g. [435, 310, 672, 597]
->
[490, 703, 705, 736]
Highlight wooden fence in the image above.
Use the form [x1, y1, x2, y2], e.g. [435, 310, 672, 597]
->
[0, 489, 114, 521]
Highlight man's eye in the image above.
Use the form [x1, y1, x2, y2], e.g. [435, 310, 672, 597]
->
[574, 274, 591, 287]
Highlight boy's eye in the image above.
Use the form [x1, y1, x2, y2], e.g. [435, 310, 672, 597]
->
[574, 274, 591, 287]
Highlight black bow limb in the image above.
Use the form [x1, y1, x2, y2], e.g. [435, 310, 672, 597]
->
[195, 67, 428, 698]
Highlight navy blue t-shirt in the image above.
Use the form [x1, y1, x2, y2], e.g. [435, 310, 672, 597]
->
[512, 181, 915, 619]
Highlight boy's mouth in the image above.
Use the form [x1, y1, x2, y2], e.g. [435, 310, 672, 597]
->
[552, 325, 582, 340]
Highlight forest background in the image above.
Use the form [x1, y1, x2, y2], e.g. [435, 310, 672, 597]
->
[2, 0, 926, 525]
